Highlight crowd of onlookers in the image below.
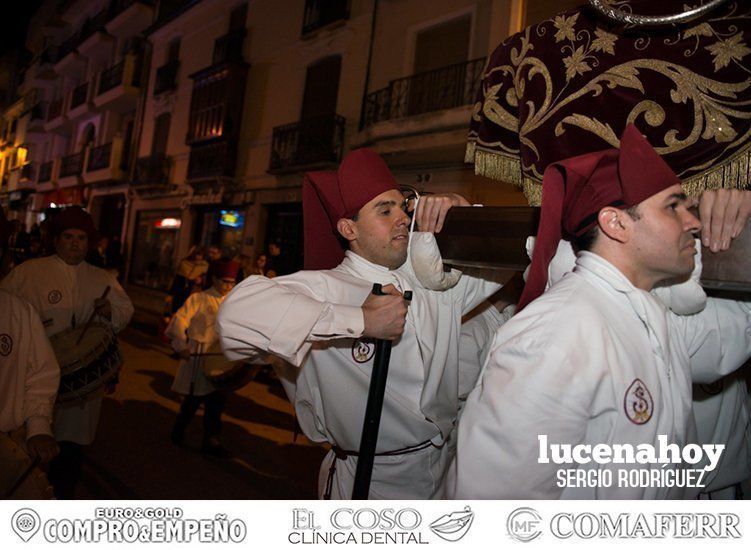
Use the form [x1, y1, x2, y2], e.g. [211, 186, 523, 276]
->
[166, 241, 293, 314]
[1, 217, 124, 279]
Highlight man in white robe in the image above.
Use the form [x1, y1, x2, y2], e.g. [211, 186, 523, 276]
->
[447, 125, 751, 499]
[0, 206, 133, 498]
[218, 149, 501, 499]
[0, 207, 59, 465]
[166, 260, 239, 458]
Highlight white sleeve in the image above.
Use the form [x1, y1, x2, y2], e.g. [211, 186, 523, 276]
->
[165, 294, 198, 353]
[217, 275, 364, 366]
[675, 298, 751, 384]
[458, 305, 504, 401]
[23, 304, 60, 439]
[449, 342, 590, 499]
[107, 275, 134, 333]
[452, 271, 503, 316]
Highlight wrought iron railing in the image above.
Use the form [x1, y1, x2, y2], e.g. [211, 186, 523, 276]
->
[86, 143, 112, 172]
[187, 140, 233, 180]
[38, 161, 53, 183]
[57, 33, 79, 61]
[302, 0, 349, 35]
[20, 163, 34, 181]
[47, 98, 64, 121]
[79, 9, 110, 44]
[98, 62, 125, 95]
[60, 152, 85, 178]
[134, 154, 172, 186]
[30, 102, 47, 122]
[362, 57, 486, 128]
[269, 114, 345, 173]
[70, 82, 89, 109]
[154, 60, 179, 95]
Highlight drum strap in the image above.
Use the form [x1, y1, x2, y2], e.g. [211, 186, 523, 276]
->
[322, 439, 434, 500]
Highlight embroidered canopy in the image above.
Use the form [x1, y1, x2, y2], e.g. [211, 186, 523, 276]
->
[466, 0, 751, 205]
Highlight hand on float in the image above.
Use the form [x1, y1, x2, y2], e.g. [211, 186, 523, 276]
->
[414, 193, 470, 234]
[361, 284, 409, 341]
[26, 434, 59, 464]
[699, 189, 751, 252]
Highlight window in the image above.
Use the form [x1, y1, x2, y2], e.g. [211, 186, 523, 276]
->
[129, 209, 181, 290]
[187, 71, 229, 143]
[413, 15, 471, 74]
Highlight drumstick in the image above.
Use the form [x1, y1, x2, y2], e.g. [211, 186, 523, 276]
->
[75, 286, 111, 345]
[2, 457, 40, 499]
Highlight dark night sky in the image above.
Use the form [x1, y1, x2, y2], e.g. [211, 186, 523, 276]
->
[0, 0, 46, 55]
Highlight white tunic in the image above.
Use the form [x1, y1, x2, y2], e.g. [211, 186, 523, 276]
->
[217, 250, 500, 499]
[0, 255, 133, 445]
[0, 290, 60, 438]
[447, 252, 751, 499]
[165, 287, 224, 396]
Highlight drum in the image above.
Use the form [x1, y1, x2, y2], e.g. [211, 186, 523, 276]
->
[0, 433, 54, 499]
[199, 343, 254, 392]
[49, 324, 123, 404]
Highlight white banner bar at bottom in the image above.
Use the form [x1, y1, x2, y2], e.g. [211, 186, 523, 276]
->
[1, 500, 749, 550]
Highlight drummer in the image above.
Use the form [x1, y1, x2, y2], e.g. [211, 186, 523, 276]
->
[0, 207, 59, 465]
[166, 260, 239, 459]
[0, 206, 133, 498]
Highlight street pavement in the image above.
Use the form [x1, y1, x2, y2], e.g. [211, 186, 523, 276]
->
[73, 326, 326, 499]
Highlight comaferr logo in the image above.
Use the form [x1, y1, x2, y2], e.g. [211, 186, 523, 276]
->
[507, 507, 542, 542]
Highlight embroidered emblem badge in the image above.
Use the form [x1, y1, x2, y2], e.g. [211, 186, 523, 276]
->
[48, 290, 62, 304]
[624, 378, 653, 425]
[0, 334, 12, 356]
[351, 338, 375, 363]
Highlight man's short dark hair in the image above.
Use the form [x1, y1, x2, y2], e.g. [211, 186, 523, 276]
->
[572, 205, 641, 252]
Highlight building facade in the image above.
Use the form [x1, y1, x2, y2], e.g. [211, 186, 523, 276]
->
[4, 0, 579, 316]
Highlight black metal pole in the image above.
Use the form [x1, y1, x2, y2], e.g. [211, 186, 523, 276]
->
[352, 283, 412, 499]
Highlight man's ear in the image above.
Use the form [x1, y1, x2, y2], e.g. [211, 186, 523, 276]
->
[336, 218, 357, 243]
[597, 207, 630, 243]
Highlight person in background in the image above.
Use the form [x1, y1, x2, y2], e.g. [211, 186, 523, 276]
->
[166, 260, 240, 459]
[168, 246, 208, 314]
[0, 206, 133, 498]
[203, 244, 225, 290]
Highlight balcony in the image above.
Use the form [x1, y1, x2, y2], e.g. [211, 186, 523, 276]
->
[133, 153, 171, 187]
[67, 81, 93, 119]
[107, 0, 156, 38]
[59, 151, 85, 185]
[32, 46, 59, 83]
[44, 97, 69, 133]
[302, 0, 349, 36]
[7, 164, 35, 192]
[362, 57, 486, 128]
[47, 98, 64, 121]
[54, 32, 86, 74]
[153, 60, 179, 95]
[37, 161, 54, 185]
[77, 9, 115, 61]
[83, 138, 127, 185]
[268, 114, 345, 174]
[27, 102, 47, 132]
[94, 53, 143, 112]
[187, 140, 236, 181]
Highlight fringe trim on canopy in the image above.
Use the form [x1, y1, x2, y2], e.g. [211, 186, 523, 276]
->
[682, 145, 751, 196]
[468, 142, 751, 205]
